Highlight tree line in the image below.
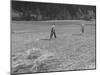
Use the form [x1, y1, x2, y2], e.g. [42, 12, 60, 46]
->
[11, 1, 96, 21]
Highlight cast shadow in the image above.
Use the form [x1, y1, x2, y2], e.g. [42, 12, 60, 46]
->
[40, 38, 51, 41]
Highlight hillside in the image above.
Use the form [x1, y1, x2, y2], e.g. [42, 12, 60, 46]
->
[11, 1, 96, 21]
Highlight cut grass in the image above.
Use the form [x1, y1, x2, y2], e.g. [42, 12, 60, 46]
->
[12, 48, 62, 74]
[11, 20, 95, 74]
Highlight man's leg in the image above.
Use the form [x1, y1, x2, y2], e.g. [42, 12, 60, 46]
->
[53, 32, 56, 38]
[50, 32, 53, 39]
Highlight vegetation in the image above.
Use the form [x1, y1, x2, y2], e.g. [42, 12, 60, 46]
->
[11, 1, 96, 21]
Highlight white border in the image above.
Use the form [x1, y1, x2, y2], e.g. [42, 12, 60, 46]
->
[0, 0, 100, 75]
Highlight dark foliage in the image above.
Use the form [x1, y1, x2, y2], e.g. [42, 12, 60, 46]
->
[11, 1, 96, 21]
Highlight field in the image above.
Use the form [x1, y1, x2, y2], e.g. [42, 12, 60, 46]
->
[11, 20, 96, 74]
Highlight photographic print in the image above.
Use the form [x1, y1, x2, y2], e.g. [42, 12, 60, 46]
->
[11, 0, 96, 74]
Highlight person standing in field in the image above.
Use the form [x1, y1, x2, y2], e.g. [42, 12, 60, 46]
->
[50, 23, 56, 39]
[81, 24, 85, 34]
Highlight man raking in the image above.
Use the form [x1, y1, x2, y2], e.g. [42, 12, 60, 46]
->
[50, 23, 57, 39]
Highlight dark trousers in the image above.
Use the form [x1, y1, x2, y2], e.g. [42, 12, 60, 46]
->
[50, 31, 56, 39]
[82, 26, 84, 33]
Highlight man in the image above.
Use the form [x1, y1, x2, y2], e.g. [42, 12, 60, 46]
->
[50, 23, 56, 39]
[81, 24, 85, 34]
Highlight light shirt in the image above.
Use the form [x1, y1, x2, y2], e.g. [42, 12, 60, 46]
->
[52, 24, 55, 28]
[82, 24, 84, 26]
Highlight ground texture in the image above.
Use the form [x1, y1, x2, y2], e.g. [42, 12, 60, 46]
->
[11, 20, 96, 74]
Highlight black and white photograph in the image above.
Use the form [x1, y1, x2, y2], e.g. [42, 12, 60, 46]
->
[11, 0, 96, 74]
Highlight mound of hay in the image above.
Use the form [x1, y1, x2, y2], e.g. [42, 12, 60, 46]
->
[12, 48, 61, 74]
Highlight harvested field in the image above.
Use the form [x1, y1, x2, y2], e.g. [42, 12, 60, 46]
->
[11, 20, 96, 74]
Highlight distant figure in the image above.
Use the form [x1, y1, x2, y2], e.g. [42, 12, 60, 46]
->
[50, 23, 56, 39]
[81, 24, 85, 34]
